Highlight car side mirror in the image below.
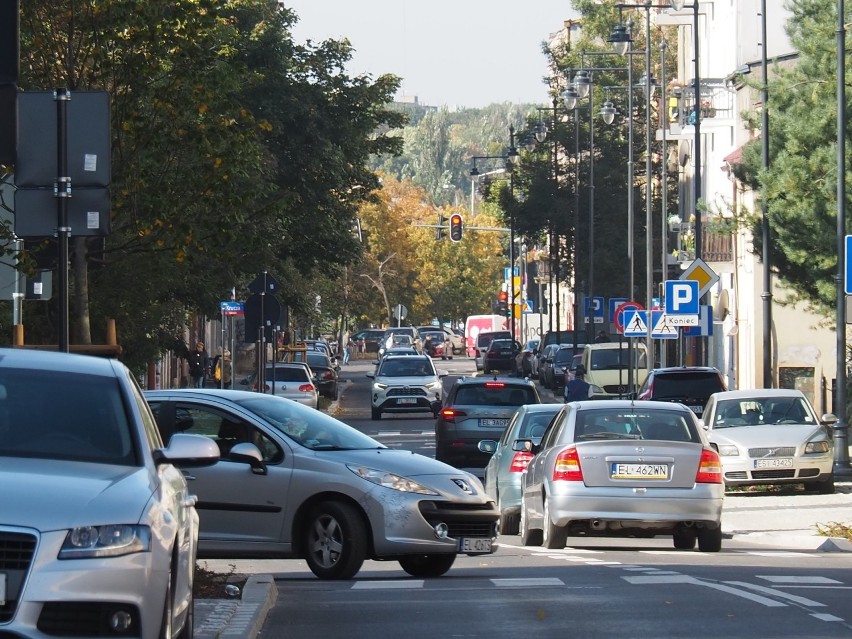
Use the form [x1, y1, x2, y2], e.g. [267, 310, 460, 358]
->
[366, 372, 375, 379]
[229, 443, 267, 475]
[512, 439, 535, 453]
[477, 440, 498, 454]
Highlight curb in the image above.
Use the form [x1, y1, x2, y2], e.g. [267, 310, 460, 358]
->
[195, 574, 278, 639]
[727, 532, 852, 552]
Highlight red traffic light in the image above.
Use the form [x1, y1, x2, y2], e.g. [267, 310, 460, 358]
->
[449, 214, 463, 242]
[498, 291, 508, 302]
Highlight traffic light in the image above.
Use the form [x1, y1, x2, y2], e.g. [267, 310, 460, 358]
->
[435, 214, 447, 240]
[497, 290, 509, 316]
[449, 213, 463, 242]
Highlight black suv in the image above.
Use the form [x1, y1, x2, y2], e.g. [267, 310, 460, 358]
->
[635, 366, 727, 418]
[435, 376, 541, 475]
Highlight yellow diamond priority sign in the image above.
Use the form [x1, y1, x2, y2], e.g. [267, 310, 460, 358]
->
[679, 258, 719, 298]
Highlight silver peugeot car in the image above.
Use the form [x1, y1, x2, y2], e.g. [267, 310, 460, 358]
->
[519, 400, 724, 552]
[0, 348, 220, 639]
[145, 388, 499, 579]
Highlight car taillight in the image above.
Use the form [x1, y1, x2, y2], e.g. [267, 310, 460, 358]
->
[299, 383, 316, 393]
[509, 451, 534, 473]
[439, 408, 466, 423]
[553, 447, 583, 481]
[695, 448, 723, 483]
[638, 378, 653, 400]
[484, 381, 506, 388]
[321, 371, 334, 380]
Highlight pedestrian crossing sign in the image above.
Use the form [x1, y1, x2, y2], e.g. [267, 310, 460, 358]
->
[622, 310, 647, 336]
[623, 310, 679, 339]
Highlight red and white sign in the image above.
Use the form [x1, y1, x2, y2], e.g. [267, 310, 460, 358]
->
[613, 301, 644, 334]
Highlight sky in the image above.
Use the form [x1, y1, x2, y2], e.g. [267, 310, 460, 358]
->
[283, 1, 580, 109]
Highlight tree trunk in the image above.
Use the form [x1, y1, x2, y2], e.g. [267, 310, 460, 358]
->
[71, 236, 92, 345]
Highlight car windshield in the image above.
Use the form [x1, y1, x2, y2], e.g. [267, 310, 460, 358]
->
[378, 358, 434, 377]
[235, 395, 386, 450]
[652, 373, 724, 399]
[575, 409, 699, 442]
[590, 347, 646, 370]
[0, 368, 137, 465]
[554, 349, 577, 364]
[713, 397, 816, 427]
[454, 384, 537, 406]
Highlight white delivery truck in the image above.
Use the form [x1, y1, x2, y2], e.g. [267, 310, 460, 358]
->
[464, 314, 508, 358]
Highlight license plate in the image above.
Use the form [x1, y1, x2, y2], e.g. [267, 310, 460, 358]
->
[480, 418, 509, 428]
[610, 463, 669, 479]
[396, 398, 417, 404]
[1, 572, 5, 605]
[755, 458, 793, 468]
[460, 538, 492, 553]
[688, 406, 703, 414]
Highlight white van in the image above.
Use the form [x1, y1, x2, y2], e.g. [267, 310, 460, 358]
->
[581, 342, 649, 398]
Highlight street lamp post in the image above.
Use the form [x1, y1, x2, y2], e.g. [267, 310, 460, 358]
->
[671, 0, 703, 364]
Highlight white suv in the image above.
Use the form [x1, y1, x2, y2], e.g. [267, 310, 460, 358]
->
[366, 354, 446, 420]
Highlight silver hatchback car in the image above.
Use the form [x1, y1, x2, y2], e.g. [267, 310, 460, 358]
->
[519, 400, 724, 551]
[146, 389, 499, 580]
[478, 403, 562, 534]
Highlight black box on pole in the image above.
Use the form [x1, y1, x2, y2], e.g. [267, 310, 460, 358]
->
[0, 0, 19, 84]
[0, 83, 15, 165]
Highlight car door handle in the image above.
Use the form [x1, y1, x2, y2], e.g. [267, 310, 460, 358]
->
[182, 472, 197, 481]
[181, 495, 198, 508]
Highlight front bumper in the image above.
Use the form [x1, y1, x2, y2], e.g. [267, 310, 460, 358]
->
[3, 528, 173, 639]
[720, 453, 834, 486]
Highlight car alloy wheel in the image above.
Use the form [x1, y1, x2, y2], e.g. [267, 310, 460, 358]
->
[398, 554, 456, 577]
[304, 501, 368, 579]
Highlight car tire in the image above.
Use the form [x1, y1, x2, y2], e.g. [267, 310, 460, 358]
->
[542, 498, 567, 549]
[813, 476, 835, 494]
[519, 500, 543, 547]
[696, 526, 722, 552]
[159, 566, 174, 639]
[304, 501, 367, 580]
[497, 494, 520, 535]
[371, 407, 381, 420]
[398, 554, 456, 577]
[672, 528, 697, 550]
[331, 385, 339, 401]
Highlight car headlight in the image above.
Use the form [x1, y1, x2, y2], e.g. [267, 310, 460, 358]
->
[589, 384, 605, 395]
[426, 381, 442, 391]
[373, 383, 388, 390]
[805, 440, 831, 454]
[348, 465, 439, 495]
[716, 444, 740, 456]
[59, 524, 151, 559]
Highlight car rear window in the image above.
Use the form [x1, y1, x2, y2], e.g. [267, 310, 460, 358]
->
[266, 367, 309, 382]
[653, 372, 725, 399]
[454, 384, 537, 406]
[575, 408, 700, 442]
[477, 332, 511, 347]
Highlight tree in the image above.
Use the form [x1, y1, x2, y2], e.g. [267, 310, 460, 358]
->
[736, 0, 850, 317]
[12, 1, 402, 371]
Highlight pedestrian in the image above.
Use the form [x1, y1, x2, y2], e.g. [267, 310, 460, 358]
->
[564, 364, 591, 403]
[213, 349, 233, 388]
[188, 341, 208, 388]
[595, 330, 611, 343]
[341, 329, 351, 364]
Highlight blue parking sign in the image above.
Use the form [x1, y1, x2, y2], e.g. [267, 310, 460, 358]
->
[664, 280, 699, 315]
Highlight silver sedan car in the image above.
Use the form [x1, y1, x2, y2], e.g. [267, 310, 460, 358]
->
[519, 400, 724, 551]
[145, 388, 499, 579]
[478, 403, 562, 534]
[0, 348, 219, 639]
[701, 389, 835, 493]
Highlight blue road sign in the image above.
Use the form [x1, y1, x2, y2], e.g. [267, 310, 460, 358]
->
[846, 236, 852, 294]
[608, 298, 629, 323]
[585, 296, 605, 319]
[682, 305, 713, 337]
[665, 280, 699, 315]
[622, 310, 647, 337]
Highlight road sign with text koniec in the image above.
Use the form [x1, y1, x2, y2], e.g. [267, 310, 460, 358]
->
[651, 312, 679, 339]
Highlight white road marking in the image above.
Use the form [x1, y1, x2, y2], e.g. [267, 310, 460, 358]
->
[491, 578, 565, 587]
[757, 576, 842, 585]
[811, 613, 844, 622]
[724, 581, 826, 606]
[351, 580, 424, 590]
[623, 575, 786, 607]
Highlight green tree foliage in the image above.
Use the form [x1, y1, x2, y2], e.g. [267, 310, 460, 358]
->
[736, 0, 850, 317]
[13, 0, 402, 371]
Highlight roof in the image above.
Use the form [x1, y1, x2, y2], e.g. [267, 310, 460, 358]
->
[709, 388, 807, 400]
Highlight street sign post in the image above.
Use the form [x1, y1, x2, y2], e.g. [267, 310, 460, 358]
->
[665, 279, 699, 315]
